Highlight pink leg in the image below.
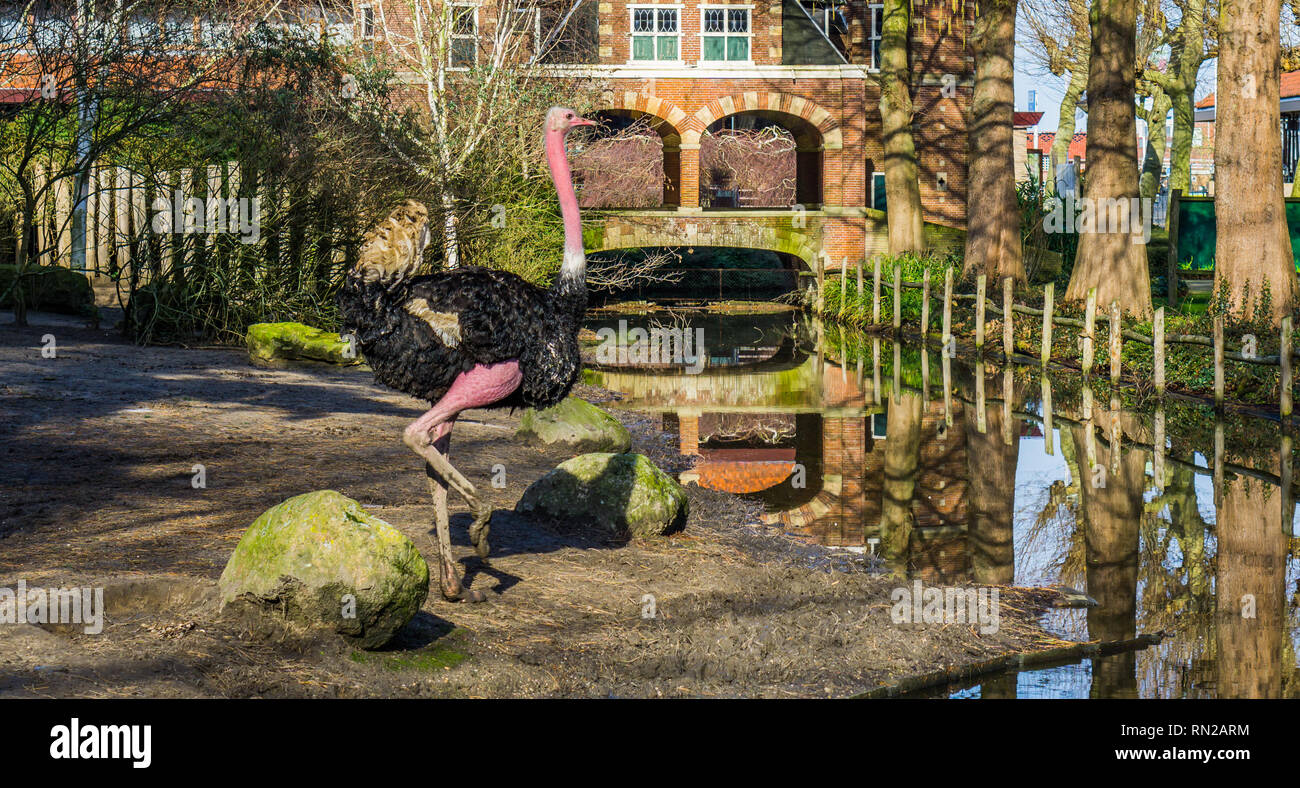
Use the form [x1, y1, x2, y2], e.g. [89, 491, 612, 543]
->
[403, 361, 522, 601]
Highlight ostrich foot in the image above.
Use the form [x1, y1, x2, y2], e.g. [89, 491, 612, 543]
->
[468, 510, 491, 559]
[439, 562, 487, 603]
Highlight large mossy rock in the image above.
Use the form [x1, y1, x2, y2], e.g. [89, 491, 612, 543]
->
[517, 396, 632, 454]
[218, 490, 429, 649]
[246, 322, 362, 365]
[515, 453, 688, 539]
[0, 264, 94, 315]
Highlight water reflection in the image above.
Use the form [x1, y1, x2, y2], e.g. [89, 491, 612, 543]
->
[583, 309, 1300, 698]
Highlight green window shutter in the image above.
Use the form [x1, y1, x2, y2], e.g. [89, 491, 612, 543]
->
[727, 36, 749, 61]
[656, 35, 678, 60]
[632, 35, 653, 60]
[702, 36, 725, 60]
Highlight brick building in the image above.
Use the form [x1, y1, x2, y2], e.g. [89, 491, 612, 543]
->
[357, 0, 977, 276]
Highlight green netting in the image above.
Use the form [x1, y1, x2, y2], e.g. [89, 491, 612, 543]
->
[1174, 197, 1300, 271]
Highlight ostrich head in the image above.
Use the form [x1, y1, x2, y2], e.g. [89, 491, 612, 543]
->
[546, 106, 596, 135]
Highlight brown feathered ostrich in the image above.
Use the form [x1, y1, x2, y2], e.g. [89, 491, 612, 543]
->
[339, 107, 596, 602]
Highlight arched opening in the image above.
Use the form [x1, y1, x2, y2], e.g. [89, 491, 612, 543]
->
[700, 111, 823, 208]
[571, 110, 681, 208]
[586, 245, 804, 304]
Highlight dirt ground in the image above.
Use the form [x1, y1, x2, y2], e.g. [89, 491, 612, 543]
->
[0, 316, 1070, 698]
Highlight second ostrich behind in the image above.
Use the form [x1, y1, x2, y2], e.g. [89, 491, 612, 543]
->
[339, 107, 596, 602]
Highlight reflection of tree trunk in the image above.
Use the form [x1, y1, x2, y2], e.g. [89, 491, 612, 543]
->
[964, 0, 1025, 283]
[880, 389, 923, 568]
[964, 394, 1019, 585]
[1073, 412, 1142, 698]
[1164, 465, 1210, 604]
[1215, 464, 1287, 698]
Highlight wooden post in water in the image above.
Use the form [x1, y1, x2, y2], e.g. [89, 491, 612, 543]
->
[1082, 287, 1097, 375]
[942, 267, 953, 346]
[942, 353, 953, 428]
[893, 341, 901, 401]
[1154, 307, 1166, 398]
[1282, 316, 1293, 420]
[1109, 300, 1122, 386]
[1154, 409, 1166, 491]
[1002, 367, 1013, 445]
[1109, 395, 1122, 475]
[1213, 419, 1224, 509]
[1282, 432, 1294, 534]
[1002, 276, 1014, 359]
[975, 274, 987, 351]
[921, 267, 931, 339]
[975, 361, 987, 433]
[838, 260, 848, 319]
[856, 261, 864, 321]
[1041, 375, 1054, 455]
[892, 263, 901, 331]
[872, 338, 881, 400]
[1213, 313, 1225, 408]
[1041, 282, 1054, 366]
[921, 347, 930, 401]
[872, 258, 881, 324]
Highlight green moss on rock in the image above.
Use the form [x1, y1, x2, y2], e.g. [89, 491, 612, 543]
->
[517, 397, 632, 454]
[218, 490, 429, 649]
[246, 322, 362, 365]
[515, 452, 688, 539]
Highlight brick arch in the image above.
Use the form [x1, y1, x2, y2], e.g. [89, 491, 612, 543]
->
[686, 92, 843, 150]
[598, 91, 689, 145]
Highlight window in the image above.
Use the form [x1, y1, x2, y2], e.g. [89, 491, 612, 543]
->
[359, 4, 375, 39]
[701, 7, 750, 61]
[630, 6, 679, 62]
[872, 172, 886, 212]
[450, 4, 477, 68]
[869, 3, 882, 70]
[799, 0, 848, 58]
[871, 412, 888, 439]
[511, 2, 542, 60]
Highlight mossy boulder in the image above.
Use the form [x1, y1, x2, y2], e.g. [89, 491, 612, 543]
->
[0, 264, 94, 315]
[517, 397, 632, 454]
[515, 452, 688, 539]
[246, 322, 362, 365]
[218, 490, 429, 649]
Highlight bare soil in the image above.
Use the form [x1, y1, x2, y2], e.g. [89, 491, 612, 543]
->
[0, 317, 1069, 698]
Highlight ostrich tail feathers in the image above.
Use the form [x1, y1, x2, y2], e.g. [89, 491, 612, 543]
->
[349, 200, 430, 288]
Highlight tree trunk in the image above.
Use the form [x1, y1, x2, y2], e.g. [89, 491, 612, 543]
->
[880, 388, 923, 569]
[878, 0, 924, 255]
[1064, 0, 1152, 319]
[1050, 67, 1088, 187]
[963, 0, 1025, 283]
[1168, 88, 1195, 194]
[1214, 0, 1295, 324]
[1139, 89, 1171, 200]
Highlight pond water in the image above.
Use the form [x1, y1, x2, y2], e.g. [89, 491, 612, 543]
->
[582, 307, 1300, 699]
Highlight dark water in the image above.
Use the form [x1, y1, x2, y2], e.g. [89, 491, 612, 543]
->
[582, 308, 1300, 699]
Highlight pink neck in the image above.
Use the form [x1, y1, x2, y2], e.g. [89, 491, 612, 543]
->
[545, 128, 585, 285]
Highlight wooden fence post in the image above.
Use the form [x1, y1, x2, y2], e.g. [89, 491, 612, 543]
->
[975, 273, 987, 351]
[1166, 188, 1181, 308]
[55, 175, 72, 264]
[1213, 313, 1225, 408]
[1082, 287, 1097, 375]
[96, 167, 111, 270]
[1002, 275, 1014, 358]
[114, 166, 131, 269]
[1154, 307, 1166, 398]
[838, 260, 848, 319]
[1109, 300, 1122, 385]
[921, 267, 931, 339]
[892, 263, 901, 331]
[855, 261, 864, 321]
[1282, 316, 1293, 420]
[872, 257, 881, 324]
[1041, 281, 1054, 366]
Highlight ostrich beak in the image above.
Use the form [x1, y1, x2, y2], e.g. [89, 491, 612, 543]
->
[571, 117, 597, 128]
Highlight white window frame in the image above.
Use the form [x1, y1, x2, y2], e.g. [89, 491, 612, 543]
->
[511, 2, 542, 61]
[449, 3, 478, 70]
[868, 3, 882, 71]
[358, 3, 375, 39]
[698, 5, 753, 64]
[628, 4, 683, 64]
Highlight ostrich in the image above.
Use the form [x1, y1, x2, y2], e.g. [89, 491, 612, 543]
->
[339, 107, 596, 602]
